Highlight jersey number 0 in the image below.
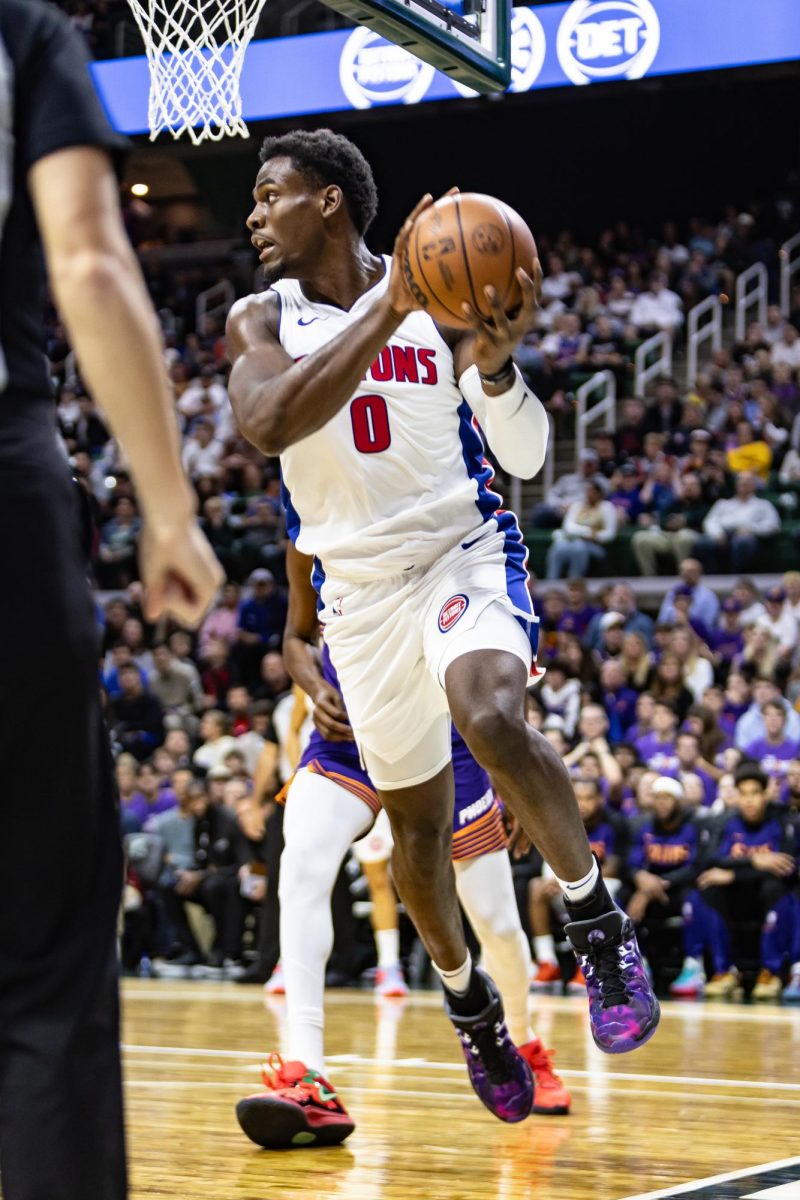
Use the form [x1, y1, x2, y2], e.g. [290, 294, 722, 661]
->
[350, 394, 391, 454]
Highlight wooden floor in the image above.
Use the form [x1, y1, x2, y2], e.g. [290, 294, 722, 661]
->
[122, 980, 800, 1200]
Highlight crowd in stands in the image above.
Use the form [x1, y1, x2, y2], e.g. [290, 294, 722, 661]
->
[36, 179, 800, 1000]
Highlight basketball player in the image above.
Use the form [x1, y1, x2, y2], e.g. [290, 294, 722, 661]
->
[0, 4, 222, 1197]
[236, 545, 571, 1147]
[227, 129, 659, 1120]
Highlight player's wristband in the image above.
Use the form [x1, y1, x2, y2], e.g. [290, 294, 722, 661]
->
[480, 363, 530, 418]
[478, 357, 515, 385]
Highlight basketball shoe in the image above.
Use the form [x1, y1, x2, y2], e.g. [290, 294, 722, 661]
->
[565, 908, 660, 1054]
[375, 963, 409, 998]
[782, 966, 800, 1002]
[530, 962, 562, 992]
[518, 1040, 571, 1115]
[703, 970, 740, 998]
[669, 957, 705, 998]
[752, 968, 783, 1001]
[444, 967, 534, 1123]
[263, 962, 285, 996]
[236, 1054, 355, 1148]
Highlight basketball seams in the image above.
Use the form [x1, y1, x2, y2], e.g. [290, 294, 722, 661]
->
[413, 218, 465, 326]
[454, 197, 485, 320]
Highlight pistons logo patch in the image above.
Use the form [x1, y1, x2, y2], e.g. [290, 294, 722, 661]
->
[438, 594, 469, 633]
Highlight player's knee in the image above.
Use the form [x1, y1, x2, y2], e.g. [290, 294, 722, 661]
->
[278, 846, 335, 905]
[459, 705, 528, 773]
[391, 816, 451, 874]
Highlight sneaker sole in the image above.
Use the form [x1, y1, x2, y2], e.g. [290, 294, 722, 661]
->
[236, 1097, 355, 1149]
[532, 1100, 570, 1116]
[594, 997, 661, 1055]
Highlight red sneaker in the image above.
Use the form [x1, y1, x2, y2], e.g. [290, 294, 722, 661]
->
[530, 961, 562, 991]
[518, 1039, 571, 1115]
[236, 1053, 355, 1148]
[566, 966, 586, 994]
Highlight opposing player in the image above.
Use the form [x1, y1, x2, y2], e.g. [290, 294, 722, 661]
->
[236, 546, 571, 1147]
[0, 3, 223, 1197]
[227, 130, 659, 1119]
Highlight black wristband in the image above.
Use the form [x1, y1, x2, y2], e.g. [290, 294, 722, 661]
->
[478, 358, 515, 385]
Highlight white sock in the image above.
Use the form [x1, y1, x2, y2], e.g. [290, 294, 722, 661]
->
[376, 927, 400, 968]
[534, 934, 558, 965]
[279, 769, 373, 1074]
[556, 858, 600, 904]
[455, 852, 534, 1046]
[434, 951, 473, 995]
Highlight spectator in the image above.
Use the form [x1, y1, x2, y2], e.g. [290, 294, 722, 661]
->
[586, 583, 654, 650]
[635, 698, 680, 772]
[177, 363, 231, 427]
[630, 274, 684, 337]
[693, 472, 780, 574]
[705, 597, 745, 664]
[531, 449, 607, 529]
[539, 661, 581, 739]
[117, 752, 144, 832]
[784, 571, 800, 622]
[771, 324, 800, 371]
[125, 760, 177, 828]
[149, 642, 202, 719]
[725, 421, 772, 482]
[199, 582, 242, 659]
[96, 495, 140, 589]
[669, 627, 714, 703]
[673, 731, 718, 807]
[756, 585, 798, 661]
[642, 378, 684, 438]
[632, 475, 710, 577]
[648, 654, 694, 723]
[744, 701, 800, 790]
[193, 710, 239, 773]
[110, 663, 165, 762]
[181, 417, 223, 482]
[580, 314, 628, 381]
[557, 578, 599, 638]
[781, 760, 800, 809]
[735, 678, 800, 749]
[763, 304, 787, 347]
[615, 397, 647, 459]
[620, 631, 653, 690]
[545, 481, 618, 579]
[200, 497, 239, 578]
[599, 658, 639, 744]
[697, 764, 797, 999]
[658, 558, 720, 627]
[608, 464, 643, 525]
[626, 777, 711, 998]
[731, 577, 767, 626]
[232, 568, 288, 686]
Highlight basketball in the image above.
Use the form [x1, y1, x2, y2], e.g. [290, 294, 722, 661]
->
[404, 192, 538, 329]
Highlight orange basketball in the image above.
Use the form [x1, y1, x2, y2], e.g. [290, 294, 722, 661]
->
[404, 192, 538, 329]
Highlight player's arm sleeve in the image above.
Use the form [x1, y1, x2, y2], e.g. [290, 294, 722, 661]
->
[458, 364, 549, 480]
[14, 4, 127, 173]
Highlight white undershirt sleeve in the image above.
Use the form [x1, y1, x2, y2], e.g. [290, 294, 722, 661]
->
[458, 364, 549, 481]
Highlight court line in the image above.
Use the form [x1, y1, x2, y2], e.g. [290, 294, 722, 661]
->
[618, 1156, 800, 1200]
[120, 984, 800, 1024]
[121, 1044, 800, 1092]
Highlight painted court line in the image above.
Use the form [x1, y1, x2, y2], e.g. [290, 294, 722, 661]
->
[619, 1156, 800, 1200]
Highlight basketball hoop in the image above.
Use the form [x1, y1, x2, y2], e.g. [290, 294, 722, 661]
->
[126, 0, 269, 144]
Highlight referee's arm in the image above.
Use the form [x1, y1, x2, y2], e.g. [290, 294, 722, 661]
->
[29, 144, 223, 625]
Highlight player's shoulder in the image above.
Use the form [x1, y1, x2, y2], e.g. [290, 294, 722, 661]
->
[226, 289, 281, 349]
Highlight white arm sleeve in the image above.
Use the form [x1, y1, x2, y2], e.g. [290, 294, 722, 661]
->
[458, 364, 549, 481]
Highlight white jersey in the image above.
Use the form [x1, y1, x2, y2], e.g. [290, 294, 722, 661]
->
[273, 257, 514, 583]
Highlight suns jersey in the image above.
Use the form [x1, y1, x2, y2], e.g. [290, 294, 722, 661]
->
[273, 257, 514, 583]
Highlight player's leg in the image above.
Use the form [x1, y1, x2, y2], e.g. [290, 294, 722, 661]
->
[669, 888, 709, 998]
[354, 815, 408, 997]
[753, 877, 794, 1000]
[236, 768, 372, 1149]
[442, 603, 659, 1054]
[528, 873, 564, 991]
[699, 884, 738, 996]
[371, 742, 534, 1123]
[454, 850, 571, 1115]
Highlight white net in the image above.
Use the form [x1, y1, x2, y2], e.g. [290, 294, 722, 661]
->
[126, 0, 270, 144]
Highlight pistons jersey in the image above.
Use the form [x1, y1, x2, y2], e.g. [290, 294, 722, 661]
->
[272, 258, 522, 582]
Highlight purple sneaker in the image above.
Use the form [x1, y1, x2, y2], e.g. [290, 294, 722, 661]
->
[565, 908, 660, 1054]
[444, 968, 534, 1123]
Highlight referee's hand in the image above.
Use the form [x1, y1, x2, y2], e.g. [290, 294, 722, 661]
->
[140, 518, 224, 627]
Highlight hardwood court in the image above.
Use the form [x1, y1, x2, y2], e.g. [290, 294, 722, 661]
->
[122, 980, 800, 1200]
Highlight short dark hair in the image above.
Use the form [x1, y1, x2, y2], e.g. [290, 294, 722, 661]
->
[734, 762, 769, 790]
[259, 129, 378, 236]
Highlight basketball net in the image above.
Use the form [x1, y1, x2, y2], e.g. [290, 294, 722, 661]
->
[125, 0, 269, 144]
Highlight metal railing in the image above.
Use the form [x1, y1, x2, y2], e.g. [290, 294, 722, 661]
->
[634, 331, 673, 397]
[575, 371, 616, 458]
[686, 295, 722, 387]
[735, 262, 768, 341]
[780, 232, 800, 317]
[195, 279, 235, 334]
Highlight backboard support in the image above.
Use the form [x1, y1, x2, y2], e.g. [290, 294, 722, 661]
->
[318, 0, 511, 92]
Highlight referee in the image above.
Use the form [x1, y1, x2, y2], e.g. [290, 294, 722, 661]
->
[0, 3, 223, 1198]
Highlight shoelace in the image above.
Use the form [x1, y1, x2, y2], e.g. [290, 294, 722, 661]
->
[458, 1018, 515, 1083]
[586, 941, 634, 1008]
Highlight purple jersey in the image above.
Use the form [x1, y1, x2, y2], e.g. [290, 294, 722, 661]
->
[744, 738, 800, 785]
[628, 813, 699, 875]
[584, 815, 617, 865]
[635, 733, 679, 773]
[558, 605, 598, 638]
[297, 645, 500, 857]
[717, 813, 785, 860]
[127, 788, 177, 827]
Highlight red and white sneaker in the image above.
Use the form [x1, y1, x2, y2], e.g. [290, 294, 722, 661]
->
[566, 966, 586, 994]
[518, 1039, 571, 1115]
[263, 962, 285, 996]
[530, 961, 562, 992]
[375, 963, 409, 998]
[236, 1054, 355, 1148]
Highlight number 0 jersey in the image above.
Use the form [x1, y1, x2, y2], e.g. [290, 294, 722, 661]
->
[272, 257, 518, 583]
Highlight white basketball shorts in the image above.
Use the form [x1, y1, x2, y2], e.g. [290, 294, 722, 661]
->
[319, 520, 539, 790]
